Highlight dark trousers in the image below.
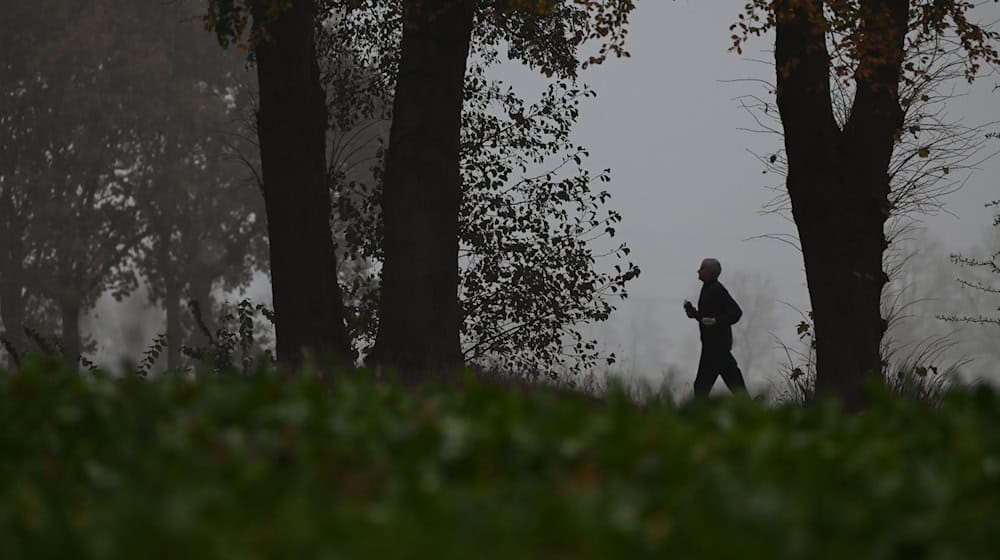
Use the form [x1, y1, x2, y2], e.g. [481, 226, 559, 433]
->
[694, 346, 746, 397]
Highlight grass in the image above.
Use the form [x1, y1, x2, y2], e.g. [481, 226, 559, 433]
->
[2, 356, 999, 558]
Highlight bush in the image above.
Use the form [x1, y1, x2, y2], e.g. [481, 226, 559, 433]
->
[1, 357, 998, 558]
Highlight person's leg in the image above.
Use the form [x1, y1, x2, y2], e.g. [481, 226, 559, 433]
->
[719, 350, 747, 395]
[693, 349, 719, 397]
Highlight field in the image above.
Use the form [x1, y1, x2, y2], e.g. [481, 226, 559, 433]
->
[2, 357, 998, 559]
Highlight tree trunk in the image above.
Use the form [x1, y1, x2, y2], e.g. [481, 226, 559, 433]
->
[775, 0, 907, 410]
[188, 273, 214, 346]
[371, 0, 474, 378]
[155, 222, 183, 372]
[0, 191, 27, 367]
[60, 297, 81, 370]
[164, 276, 182, 372]
[252, 0, 352, 369]
[0, 270, 26, 368]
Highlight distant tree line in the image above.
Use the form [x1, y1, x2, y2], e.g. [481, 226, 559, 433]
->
[0, 0, 639, 380]
[0, 0, 266, 370]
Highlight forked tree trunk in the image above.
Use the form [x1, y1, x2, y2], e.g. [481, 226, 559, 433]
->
[371, 0, 474, 378]
[774, 0, 908, 410]
[252, 0, 352, 369]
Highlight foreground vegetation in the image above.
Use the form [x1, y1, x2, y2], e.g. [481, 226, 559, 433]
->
[1, 358, 998, 559]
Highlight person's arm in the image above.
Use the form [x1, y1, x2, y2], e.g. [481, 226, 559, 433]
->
[683, 300, 700, 320]
[717, 288, 742, 326]
[693, 296, 716, 326]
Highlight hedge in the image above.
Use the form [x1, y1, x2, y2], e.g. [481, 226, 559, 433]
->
[1, 357, 998, 559]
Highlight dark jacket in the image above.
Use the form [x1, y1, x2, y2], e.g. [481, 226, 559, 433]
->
[688, 280, 742, 349]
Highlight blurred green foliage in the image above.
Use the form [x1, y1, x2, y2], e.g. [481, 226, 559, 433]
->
[1, 357, 998, 559]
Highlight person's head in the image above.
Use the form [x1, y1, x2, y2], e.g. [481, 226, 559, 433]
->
[697, 258, 721, 283]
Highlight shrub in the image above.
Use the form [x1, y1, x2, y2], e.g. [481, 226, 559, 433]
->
[1, 358, 999, 558]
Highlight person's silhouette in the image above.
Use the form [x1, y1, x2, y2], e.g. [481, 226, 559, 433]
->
[683, 258, 747, 397]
